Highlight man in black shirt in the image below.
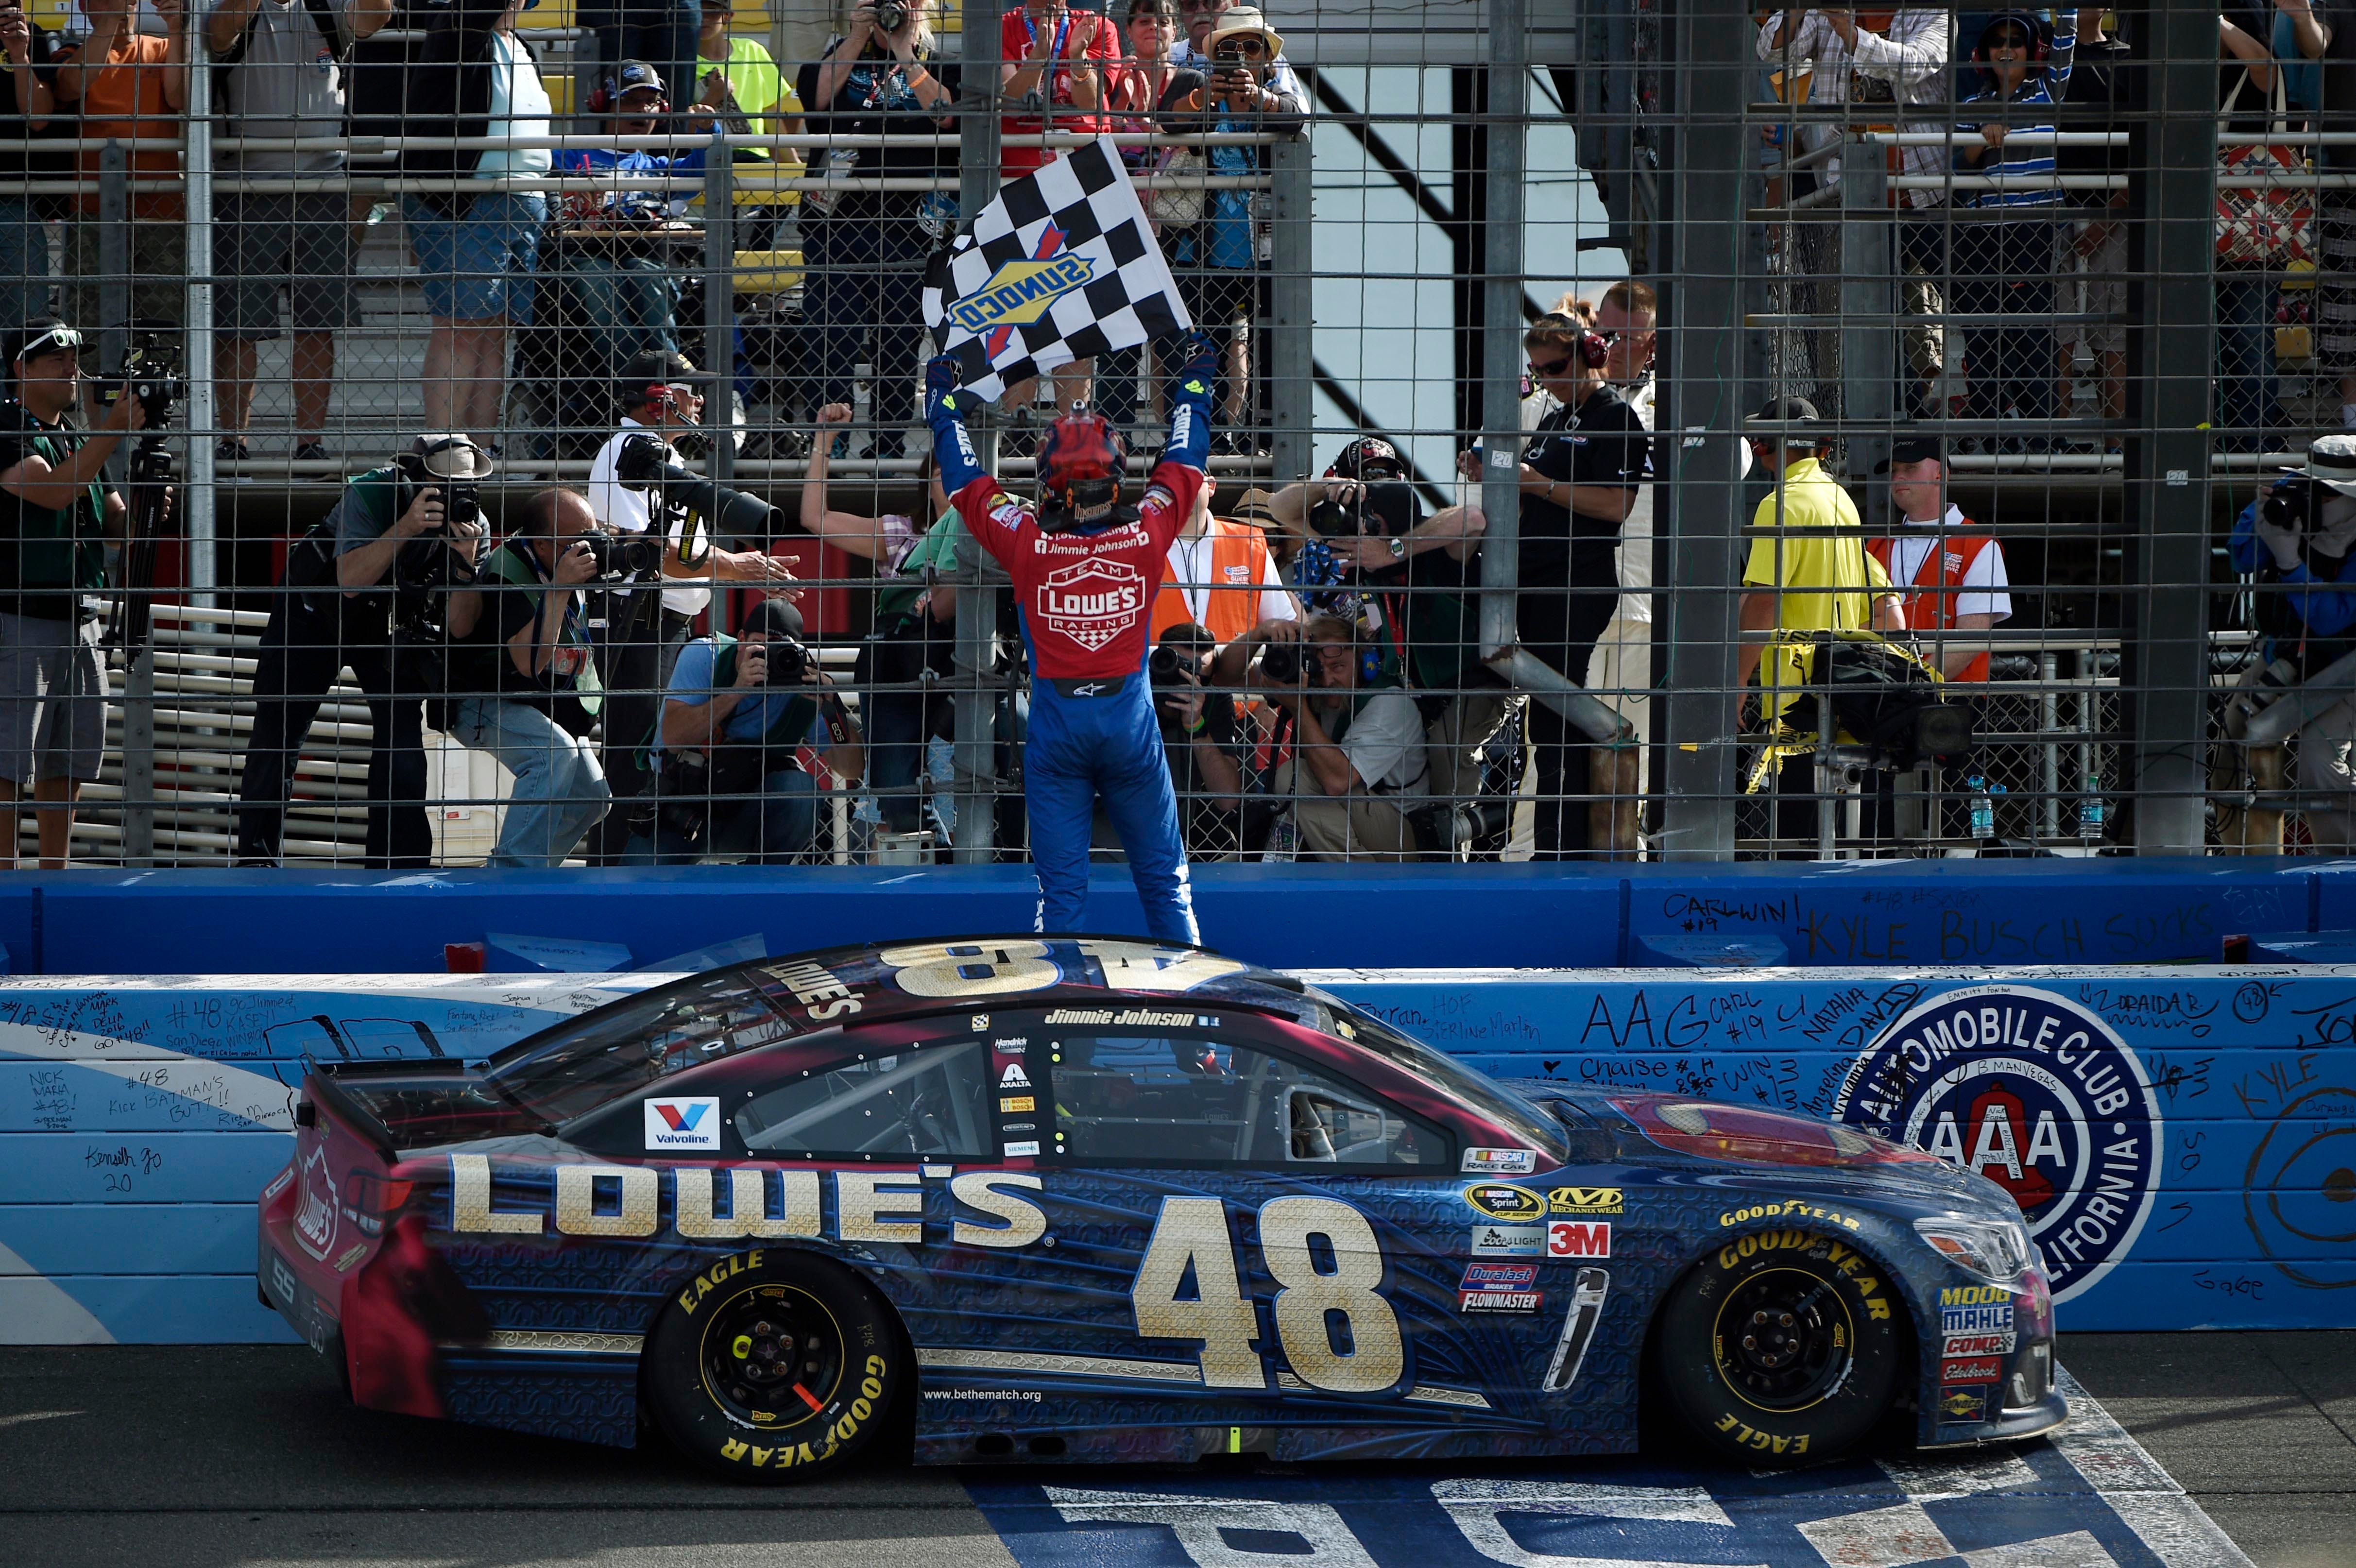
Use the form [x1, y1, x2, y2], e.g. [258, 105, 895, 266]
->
[0, 5, 56, 334]
[1457, 311, 1650, 858]
[0, 319, 144, 867]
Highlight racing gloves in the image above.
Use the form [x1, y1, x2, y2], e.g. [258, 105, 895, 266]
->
[925, 353, 987, 495]
[1163, 330, 1219, 474]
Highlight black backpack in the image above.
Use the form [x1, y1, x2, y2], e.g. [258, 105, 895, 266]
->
[1787, 631, 1974, 772]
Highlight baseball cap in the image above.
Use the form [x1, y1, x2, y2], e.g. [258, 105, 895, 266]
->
[1746, 393, 1822, 428]
[742, 597, 805, 641]
[1873, 435, 1945, 473]
[8, 317, 84, 366]
[610, 59, 667, 101]
[620, 348, 710, 387]
[407, 433, 495, 481]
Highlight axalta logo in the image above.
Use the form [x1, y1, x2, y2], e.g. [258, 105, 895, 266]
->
[1000, 1063, 1032, 1088]
[645, 1096, 722, 1152]
[949, 251, 1097, 337]
[1836, 983, 2161, 1303]
[1037, 559, 1147, 652]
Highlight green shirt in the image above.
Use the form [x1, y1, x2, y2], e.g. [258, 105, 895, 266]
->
[875, 509, 968, 631]
[0, 404, 107, 618]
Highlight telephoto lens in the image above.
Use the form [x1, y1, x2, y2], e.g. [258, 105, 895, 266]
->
[1149, 645, 1199, 686]
[1259, 642, 1302, 685]
[584, 532, 667, 579]
[763, 638, 810, 685]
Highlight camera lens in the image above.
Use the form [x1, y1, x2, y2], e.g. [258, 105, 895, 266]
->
[1259, 642, 1301, 684]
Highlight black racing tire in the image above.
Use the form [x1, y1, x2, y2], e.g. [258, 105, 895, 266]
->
[1655, 1228, 1905, 1466]
[642, 1248, 907, 1483]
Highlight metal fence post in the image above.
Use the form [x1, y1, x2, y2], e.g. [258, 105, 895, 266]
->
[97, 141, 154, 863]
[1475, 0, 1528, 697]
[185, 35, 215, 609]
[1839, 133, 1893, 524]
[1267, 130, 1313, 484]
[1656, 0, 1750, 861]
[98, 144, 128, 488]
[2125, 0, 2220, 854]
[704, 132, 735, 492]
[951, 1, 1005, 864]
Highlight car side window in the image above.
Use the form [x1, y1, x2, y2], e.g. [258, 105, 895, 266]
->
[1049, 1033, 1447, 1168]
[735, 1040, 994, 1159]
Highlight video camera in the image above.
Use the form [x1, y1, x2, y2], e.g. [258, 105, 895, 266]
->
[105, 325, 184, 429]
[615, 432, 773, 547]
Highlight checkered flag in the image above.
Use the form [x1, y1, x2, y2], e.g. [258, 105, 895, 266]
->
[922, 136, 1191, 403]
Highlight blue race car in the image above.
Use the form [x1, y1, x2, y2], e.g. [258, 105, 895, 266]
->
[256, 938, 2065, 1479]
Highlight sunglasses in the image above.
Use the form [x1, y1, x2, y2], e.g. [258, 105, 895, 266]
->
[1216, 38, 1268, 56]
[16, 325, 83, 360]
[1528, 354, 1575, 377]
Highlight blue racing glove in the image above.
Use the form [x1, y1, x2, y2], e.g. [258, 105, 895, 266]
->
[925, 354, 988, 495]
[1163, 330, 1218, 471]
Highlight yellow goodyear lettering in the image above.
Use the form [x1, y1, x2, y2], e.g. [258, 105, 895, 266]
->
[1866, 1297, 1892, 1320]
[722, 1438, 749, 1462]
[751, 1447, 772, 1467]
[1714, 1416, 1812, 1456]
[1719, 1245, 1740, 1269]
[678, 1249, 766, 1315]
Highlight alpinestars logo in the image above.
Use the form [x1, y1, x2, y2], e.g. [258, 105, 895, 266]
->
[645, 1096, 723, 1152]
[1037, 559, 1145, 652]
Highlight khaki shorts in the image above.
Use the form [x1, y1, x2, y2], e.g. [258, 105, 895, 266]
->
[0, 610, 107, 786]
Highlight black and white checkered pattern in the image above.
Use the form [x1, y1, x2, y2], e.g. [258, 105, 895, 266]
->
[922, 136, 1192, 403]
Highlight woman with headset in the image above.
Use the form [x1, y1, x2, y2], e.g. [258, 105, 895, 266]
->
[1453, 310, 1650, 860]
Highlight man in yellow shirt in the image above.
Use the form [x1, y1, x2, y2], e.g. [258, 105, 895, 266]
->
[1736, 395, 1904, 850]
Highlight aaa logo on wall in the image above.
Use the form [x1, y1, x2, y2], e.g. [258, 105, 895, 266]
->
[1835, 984, 2161, 1303]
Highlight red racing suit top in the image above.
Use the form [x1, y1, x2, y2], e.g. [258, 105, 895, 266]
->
[951, 463, 1209, 680]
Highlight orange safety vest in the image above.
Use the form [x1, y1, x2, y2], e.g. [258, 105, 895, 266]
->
[1868, 529, 1999, 683]
[1148, 517, 1279, 646]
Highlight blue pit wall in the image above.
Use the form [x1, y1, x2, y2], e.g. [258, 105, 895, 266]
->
[2, 858, 2354, 1345]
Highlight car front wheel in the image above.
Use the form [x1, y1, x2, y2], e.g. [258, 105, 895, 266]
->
[1655, 1229, 1905, 1466]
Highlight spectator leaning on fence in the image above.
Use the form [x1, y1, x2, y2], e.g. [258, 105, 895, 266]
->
[206, 0, 394, 464]
[0, 320, 145, 870]
[628, 597, 864, 865]
[0, 5, 57, 336]
[398, 0, 554, 449]
[447, 488, 613, 867]
[56, 0, 188, 346]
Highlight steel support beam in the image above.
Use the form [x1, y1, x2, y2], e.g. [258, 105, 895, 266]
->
[2124, 0, 2219, 854]
[1267, 131, 1314, 484]
[952, 8, 1005, 864]
[1840, 139, 1894, 526]
[1656, 0, 1751, 861]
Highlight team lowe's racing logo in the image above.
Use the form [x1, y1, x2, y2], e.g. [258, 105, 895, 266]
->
[1037, 559, 1146, 652]
[1835, 984, 2161, 1302]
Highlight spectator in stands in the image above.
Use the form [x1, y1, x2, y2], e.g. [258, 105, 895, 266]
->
[581, 0, 699, 113]
[693, 1, 804, 246]
[447, 488, 612, 866]
[1263, 614, 1428, 860]
[1587, 280, 1657, 768]
[1148, 620, 1250, 857]
[1456, 309, 1647, 861]
[802, 0, 957, 461]
[2231, 433, 2356, 851]
[1739, 395, 1904, 848]
[1096, 0, 1186, 428]
[399, 0, 554, 448]
[206, 0, 395, 464]
[1953, 10, 2076, 449]
[627, 597, 864, 863]
[796, 399, 961, 841]
[56, 0, 188, 346]
[2058, 8, 2131, 447]
[584, 349, 799, 855]
[1114, 0, 1182, 122]
[0, 6, 57, 336]
[1872, 435, 2014, 681]
[0, 320, 145, 869]
[2219, 3, 2332, 444]
[1168, 7, 1301, 454]
[1172, 0, 1303, 111]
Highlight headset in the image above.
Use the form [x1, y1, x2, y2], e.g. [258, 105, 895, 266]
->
[586, 61, 670, 118]
[1526, 312, 1611, 373]
[1974, 10, 2052, 66]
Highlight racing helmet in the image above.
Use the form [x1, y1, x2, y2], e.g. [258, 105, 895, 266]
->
[1324, 435, 1407, 482]
[1037, 405, 1136, 533]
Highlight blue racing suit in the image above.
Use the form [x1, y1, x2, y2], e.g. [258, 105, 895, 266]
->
[926, 353, 1214, 943]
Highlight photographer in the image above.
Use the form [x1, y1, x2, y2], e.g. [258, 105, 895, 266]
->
[584, 349, 798, 853]
[0, 320, 146, 868]
[1147, 621, 1249, 857]
[234, 432, 490, 867]
[1260, 614, 1428, 861]
[446, 489, 613, 867]
[2231, 434, 2356, 852]
[625, 597, 863, 863]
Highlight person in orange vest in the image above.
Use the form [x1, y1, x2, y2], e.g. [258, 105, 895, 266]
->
[1148, 480, 1302, 667]
[1872, 436, 2013, 682]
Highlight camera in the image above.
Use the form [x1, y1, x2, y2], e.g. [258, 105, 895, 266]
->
[110, 325, 184, 429]
[2262, 478, 2312, 535]
[752, 636, 809, 685]
[615, 432, 774, 540]
[1149, 644, 1200, 688]
[1307, 480, 1419, 541]
[1258, 641, 1304, 685]
[874, 0, 908, 33]
[583, 530, 669, 581]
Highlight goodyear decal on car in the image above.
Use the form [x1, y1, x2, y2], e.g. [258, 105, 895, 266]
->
[1941, 1284, 2015, 1333]
[1719, 1198, 1862, 1231]
[1463, 1183, 1545, 1222]
[1549, 1186, 1622, 1215]
[1717, 1230, 1895, 1320]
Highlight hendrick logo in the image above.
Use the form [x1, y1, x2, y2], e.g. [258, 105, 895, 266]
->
[1836, 984, 2160, 1303]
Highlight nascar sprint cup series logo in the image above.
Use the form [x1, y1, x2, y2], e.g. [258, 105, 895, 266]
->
[1834, 984, 2160, 1303]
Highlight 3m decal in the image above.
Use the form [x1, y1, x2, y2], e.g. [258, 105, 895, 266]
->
[1000, 1063, 1033, 1089]
[1459, 1290, 1542, 1313]
[1837, 983, 2162, 1303]
[1547, 1220, 1611, 1259]
[645, 1095, 722, 1152]
[1000, 1095, 1036, 1113]
[1942, 1356, 2004, 1384]
[1458, 1262, 1538, 1291]
[1462, 1147, 1537, 1175]
[1463, 1183, 1545, 1222]
[1469, 1225, 1544, 1256]
[1549, 1186, 1622, 1215]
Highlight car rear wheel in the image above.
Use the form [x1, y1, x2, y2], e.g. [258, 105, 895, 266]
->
[642, 1249, 906, 1482]
[1656, 1230, 1904, 1466]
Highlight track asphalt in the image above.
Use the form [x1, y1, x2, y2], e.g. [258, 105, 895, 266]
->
[0, 1332, 2347, 1568]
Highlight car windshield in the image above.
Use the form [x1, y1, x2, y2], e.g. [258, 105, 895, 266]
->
[1298, 985, 1570, 1161]
[484, 974, 793, 1125]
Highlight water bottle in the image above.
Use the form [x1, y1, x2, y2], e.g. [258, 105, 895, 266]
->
[2078, 774, 2105, 841]
[1967, 776, 1996, 841]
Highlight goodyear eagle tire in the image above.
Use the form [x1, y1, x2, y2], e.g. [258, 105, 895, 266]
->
[1656, 1228, 1904, 1466]
[643, 1248, 905, 1483]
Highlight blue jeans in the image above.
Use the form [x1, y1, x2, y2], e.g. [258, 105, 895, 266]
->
[1025, 676, 1196, 944]
[0, 198, 51, 335]
[864, 687, 933, 835]
[580, 0, 700, 104]
[625, 768, 819, 864]
[449, 697, 611, 867]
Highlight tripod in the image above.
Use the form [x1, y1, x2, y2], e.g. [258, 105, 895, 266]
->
[102, 428, 175, 865]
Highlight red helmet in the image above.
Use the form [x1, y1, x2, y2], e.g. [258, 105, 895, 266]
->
[1037, 407, 1133, 532]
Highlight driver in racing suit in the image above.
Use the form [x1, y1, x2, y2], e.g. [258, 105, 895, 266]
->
[925, 335, 1218, 944]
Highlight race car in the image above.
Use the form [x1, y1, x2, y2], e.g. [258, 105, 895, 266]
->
[256, 937, 2066, 1480]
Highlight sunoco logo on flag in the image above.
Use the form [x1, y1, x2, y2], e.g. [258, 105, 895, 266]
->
[923, 136, 1191, 403]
